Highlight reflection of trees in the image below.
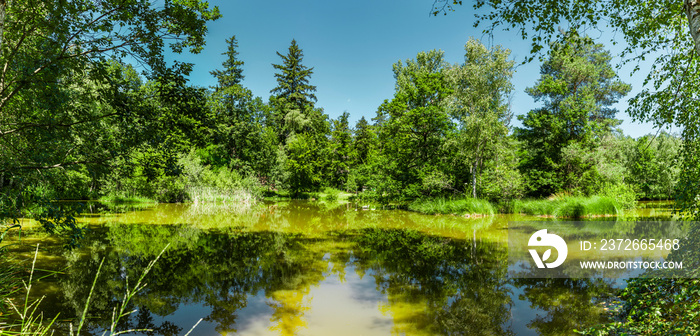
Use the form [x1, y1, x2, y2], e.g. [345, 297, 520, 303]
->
[52, 224, 331, 335]
[512, 278, 614, 335]
[20, 202, 632, 335]
[351, 228, 514, 336]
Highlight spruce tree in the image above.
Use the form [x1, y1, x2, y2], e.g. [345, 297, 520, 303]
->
[329, 112, 353, 188]
[271, 39, 317, 107]
[270, 39, 319, 141]
[208, 35, 271, 175]
[210, 36, 245, 89]
[352, 116, 374, 165]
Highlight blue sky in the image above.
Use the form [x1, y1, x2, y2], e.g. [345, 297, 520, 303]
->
[166, 0, 674, 138]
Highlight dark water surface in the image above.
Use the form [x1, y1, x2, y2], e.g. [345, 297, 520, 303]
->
[2, 201, 674, 335]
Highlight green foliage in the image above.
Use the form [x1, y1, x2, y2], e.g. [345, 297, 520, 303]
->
[447, 38, 515, 198]
[627, 133, 682, 200]
[0, 0, 220, 244]
[580, 278, 700, 335]
[322, 187, 341, 201]
[580, 221, 700, 334]
[511, 198, 558, 216]
[180, 150, 264, 201]
[328, 112, 354, 189]
[477, 138, 525, 202]
[445, 0, 700, 217]
[207, 36, 277, 180]
[285, 133, 328, 194]
[516, 31, 631, 197]
[269, 39, 319, 142]
[598, 183, 637, 212]
[210, 36, 245, 88]
[512, 194, 629, 218]
[376, 50, 454, 200]
[408, 197, 495, 216]
[351, 116, 377, 166]
[0, 184, 84, 248]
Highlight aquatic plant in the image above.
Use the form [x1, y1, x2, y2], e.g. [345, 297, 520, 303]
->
[512, 194, 633, 218]
[408, 197, 496, 216]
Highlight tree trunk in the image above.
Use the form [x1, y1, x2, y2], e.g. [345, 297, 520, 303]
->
[0, 0, 6, 53]
[686, 0, 700, 56]
[472, 162, 477, 198]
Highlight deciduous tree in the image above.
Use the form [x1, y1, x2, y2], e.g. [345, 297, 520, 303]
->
[446, 38, 515, 198]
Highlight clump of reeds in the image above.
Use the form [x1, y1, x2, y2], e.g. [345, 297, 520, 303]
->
[187, 186, 255, 205]
[512, 195, 622, 218]
[408, 197, 496, 216]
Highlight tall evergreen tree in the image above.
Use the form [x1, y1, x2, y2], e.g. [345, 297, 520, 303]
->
[352, 116, 375, 166]
[270, 39, 319, 142]
[210, 36, 245, 88]
[515, 31, 631, 196]
[329, 112, 353, 188]
[208, 36, 273, 176]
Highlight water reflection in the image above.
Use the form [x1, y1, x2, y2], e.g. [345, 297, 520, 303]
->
[2, 201, 629, 335]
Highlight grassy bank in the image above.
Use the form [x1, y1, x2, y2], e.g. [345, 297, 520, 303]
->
[408, 197, 496, 216]
[512, 195, 625, 218]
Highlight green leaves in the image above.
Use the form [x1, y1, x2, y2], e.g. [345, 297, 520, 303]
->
[447, 38, 516, 199]
[516, 32, 631, 196]
[376, 50, 454, 200]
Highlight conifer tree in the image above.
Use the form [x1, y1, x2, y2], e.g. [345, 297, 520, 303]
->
[270, 39, 319, 142]
[208, 36, 273, 176]
[515, 31, 631, 196]
[352, 116, 375, 166]
[210, 36, 245, 89]
[329, 112, 353, 188]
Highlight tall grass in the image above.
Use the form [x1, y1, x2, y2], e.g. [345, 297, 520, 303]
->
[512, 195, 623, 218]
[408, 197, 496, 216]
[0, 245, 202, 336]
[187, 186, 255, 204]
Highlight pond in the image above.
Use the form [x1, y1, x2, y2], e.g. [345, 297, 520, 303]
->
[2, 201, 675, 335]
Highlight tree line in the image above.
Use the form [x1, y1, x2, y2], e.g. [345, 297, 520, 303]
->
[0, 29, 682, 213]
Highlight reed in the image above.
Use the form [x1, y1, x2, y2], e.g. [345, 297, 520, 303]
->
[512, 195, 624, 218]
[408, 197, 496, 216]
[0, 245, 201, 336]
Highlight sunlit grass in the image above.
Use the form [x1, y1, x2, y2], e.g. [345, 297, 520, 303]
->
[187, 186, 255, 204]
[512, 195, 622, 218]
[408, 197, 495, 216]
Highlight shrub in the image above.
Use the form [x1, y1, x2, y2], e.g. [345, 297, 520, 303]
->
[323, 187, 341, 201]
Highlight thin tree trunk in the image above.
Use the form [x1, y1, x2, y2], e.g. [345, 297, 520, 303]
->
[686, 0, 700, 56]
[472, 161, 477, 198]
[0, 0, 5, 58]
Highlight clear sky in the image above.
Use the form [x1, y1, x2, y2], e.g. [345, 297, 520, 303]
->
[165, 0, 675, 138]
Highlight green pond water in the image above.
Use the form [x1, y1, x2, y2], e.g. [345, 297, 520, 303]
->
[1, 201, 676, 335]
